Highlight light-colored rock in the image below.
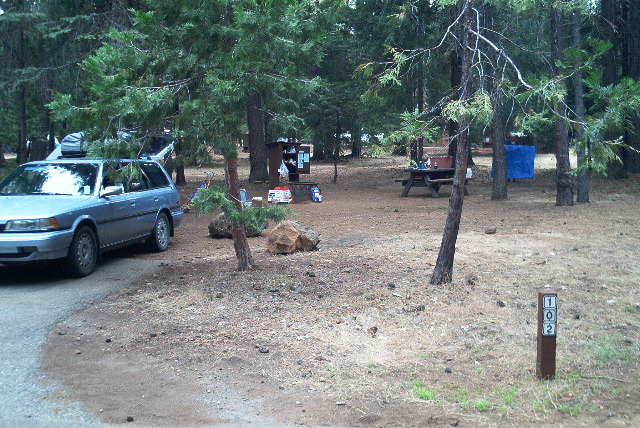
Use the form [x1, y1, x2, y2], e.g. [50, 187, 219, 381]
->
[267, 220, 320, 254]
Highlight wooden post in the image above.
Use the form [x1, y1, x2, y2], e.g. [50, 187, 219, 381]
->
[536, 288, 557, 379]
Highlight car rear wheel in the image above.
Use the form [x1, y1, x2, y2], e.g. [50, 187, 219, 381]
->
[65, 225, 98, 277]
[147, 212, 170, 252]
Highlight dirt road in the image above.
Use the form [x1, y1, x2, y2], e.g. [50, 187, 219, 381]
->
[0, 257, 162, 427]
[39, 152, 640, 427]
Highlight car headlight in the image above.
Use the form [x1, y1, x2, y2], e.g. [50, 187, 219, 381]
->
[5, 218, 60, 232]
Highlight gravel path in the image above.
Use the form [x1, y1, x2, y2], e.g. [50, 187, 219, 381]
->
[0, 257, 162, 428]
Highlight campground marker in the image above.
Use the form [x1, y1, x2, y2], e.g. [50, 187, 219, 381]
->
[536, 288, 557, 379]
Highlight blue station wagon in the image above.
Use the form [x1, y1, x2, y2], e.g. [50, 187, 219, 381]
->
[0, 157, 183, 277]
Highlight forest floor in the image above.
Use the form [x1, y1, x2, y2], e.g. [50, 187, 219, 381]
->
[43, 150, 640, 427]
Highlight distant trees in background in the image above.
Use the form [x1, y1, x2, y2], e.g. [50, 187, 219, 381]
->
[1, 0, 639, 181]
[1, 0, 639, 278]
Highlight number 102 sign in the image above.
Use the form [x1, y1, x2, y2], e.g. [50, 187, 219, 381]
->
[542, 295, 557, 337]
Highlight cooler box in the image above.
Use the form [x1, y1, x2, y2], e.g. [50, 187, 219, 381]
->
[428, 155, 453, 168]
[268, 187, 293, 204]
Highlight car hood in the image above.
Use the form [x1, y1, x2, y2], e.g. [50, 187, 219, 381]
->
[0, 195, 93, 220]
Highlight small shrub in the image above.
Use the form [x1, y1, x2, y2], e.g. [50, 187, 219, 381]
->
[474, 398, 490, 412]
[493, 385, 518, 407]
[557, 403, 581, 416]
[413, 381, 436, 401]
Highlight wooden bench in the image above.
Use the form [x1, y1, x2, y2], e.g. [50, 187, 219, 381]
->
[397, 175, 472, 197]
[427, 178, 456, 184]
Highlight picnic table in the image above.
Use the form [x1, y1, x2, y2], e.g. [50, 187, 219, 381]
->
[397, 167, 471, 197]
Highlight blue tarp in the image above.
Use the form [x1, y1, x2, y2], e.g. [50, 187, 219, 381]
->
[492, 145, 536, 179]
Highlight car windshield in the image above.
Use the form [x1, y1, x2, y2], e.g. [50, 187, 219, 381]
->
[0, 163, 99, 196]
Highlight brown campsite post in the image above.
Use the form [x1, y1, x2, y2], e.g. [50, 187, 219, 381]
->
[536, 288, 558, 379]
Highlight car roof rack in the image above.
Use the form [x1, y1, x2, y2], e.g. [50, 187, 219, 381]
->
[47, 131, 175, 163]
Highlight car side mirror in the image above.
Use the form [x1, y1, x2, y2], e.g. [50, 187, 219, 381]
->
[100, 185, 124, 198]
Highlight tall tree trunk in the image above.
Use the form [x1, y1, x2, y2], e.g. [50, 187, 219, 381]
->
[431, 0, 474, 285]
[225, 157, 255, 271]
[333, 109, 340, 183]
[600, 0, 619, 87]
[416, 60, 425, 161]
[551, 5, 573, 206]
[247, 91, 269, 182]
[16, 3, 28, 165]
[312, 134, 326, 160]
[0, 105, 6, 164]
[47, 111, 56, 156]
[17, 82, 28, 165]
[447, 49, 462, 158]
[110, 0, 131, 29]
[485, 4, 508, 200]
[621, 0, 640, 172]
[174, 142, 186, 185]
[490, 86, 508, 200]
[600, 0, 627, 178]
[351, 124, 362, 158]
[0, 111, 7, 164]
[573, 10, 589, 203]
[175, 164, 186, 186]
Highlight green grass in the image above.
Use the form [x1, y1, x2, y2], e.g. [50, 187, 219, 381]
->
[493, 385, 518, 407]
[451, 387, 469, 401]
[474, 398, 491, 412]
[557, 403, 581, 416]
[533, 396, 551, 414]
[587, 336, 632, 367]
[326, 363, 335, 377]
[413, 381, 436, 401]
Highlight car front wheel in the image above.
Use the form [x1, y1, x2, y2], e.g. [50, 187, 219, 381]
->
[65, 225, 98, 277]
[147, 212, 170, 252]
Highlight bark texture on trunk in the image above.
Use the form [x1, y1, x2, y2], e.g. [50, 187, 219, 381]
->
[551, 6, 573, 207]
[247, 91, 269, 182]
[573, 10, 589, 203]
[600, 0, 626, 178]
[333, 110, 340, 183]
[485, 4, 508, 200]
[600, 0, 619, 88]
[173, 141, 186, 185]
[225, 157, 255, 271]
[175, 164, 186, 186]
[490, 91, 508, 200]
[431, 0, 474, 285]
[17, 11, 28, 165]
[621, 0, 640, 172]
[447, 50, 462, 159]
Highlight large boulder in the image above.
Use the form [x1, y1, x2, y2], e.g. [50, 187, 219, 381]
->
[267, 220, 320, 254]
[208, 213, 264, 239]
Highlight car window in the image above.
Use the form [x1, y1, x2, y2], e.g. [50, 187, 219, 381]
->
[0, 163, 98, 196]
[127, 177, 149, 192]
[102, 162, 150, 193]
[141, 162, 171, 189]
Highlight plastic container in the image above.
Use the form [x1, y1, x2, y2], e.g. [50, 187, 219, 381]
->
[428, 155, 453, 168]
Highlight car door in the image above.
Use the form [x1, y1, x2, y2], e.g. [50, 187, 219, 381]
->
[98, 164, 148, 246]
[140, 162, 175, 221]
[126, 169, 158, 237]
